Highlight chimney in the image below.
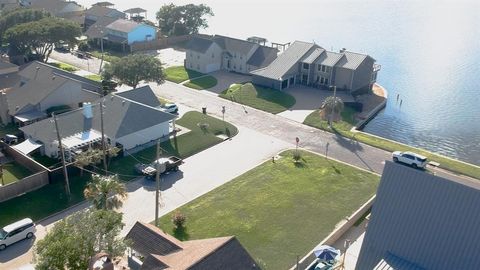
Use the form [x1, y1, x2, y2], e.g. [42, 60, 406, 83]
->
[340, 48, 347, 53]
[83, 102, 93, 119]
[34, 66, 40, 80]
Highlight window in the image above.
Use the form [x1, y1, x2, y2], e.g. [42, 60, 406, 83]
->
[197, 64, 200, 70]
[321, 65, 326, 72]
[303, 63, 309, 69]
[320, 77, 324, 84]
[324, 78, 329, 85]
[318, 65, 321, 71]
[190, 63, 192, 68]
[234, 65, 236, 70]
[326, 66, 330, 72]
[240, 65, 243, 71]
[240, 55, 243, 60]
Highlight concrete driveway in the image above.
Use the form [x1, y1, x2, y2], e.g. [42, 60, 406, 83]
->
[277, 86, 354, 123]
[156, 48, 186, 68]
[204, 71, 252, 94]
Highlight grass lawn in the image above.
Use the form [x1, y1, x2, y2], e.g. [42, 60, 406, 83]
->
[84, 74, 102, 82]
[304, 109, 480, 179]
[184, 76, 218, 90]
[48, 62, 78, 72]
[107, 111, 238, 181]
[0, 174, 91, 227]
[219, 83, 296, 114]
[157, 150, 379, 270]
[90, 50, 124, 63]
[0, 123, 20, 137]
[1, 162, 33, 185]
[164, 66, 204, 83]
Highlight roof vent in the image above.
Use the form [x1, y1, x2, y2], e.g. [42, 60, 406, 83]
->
[122, 100, 125, 106]
[34, 66, 40, 80]
[83, 102, 93, 119]
[52, 76, 56, 80]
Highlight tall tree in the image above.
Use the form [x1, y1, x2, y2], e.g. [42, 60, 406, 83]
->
[156, 3, 213, 36]
[102, 54, 164, 88]
[34, 210, 126, 270]
[5, 17, 81, 62]
[321, 96, 344, 122]
[84, 174, 128, 210]
[0, 9, 50, 43]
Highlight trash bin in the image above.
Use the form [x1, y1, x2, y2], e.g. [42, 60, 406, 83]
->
[202, 107, 207, 114]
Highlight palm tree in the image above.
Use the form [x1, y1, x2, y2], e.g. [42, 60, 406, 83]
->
[84, 174, 128, 210]
[321, 96, 344, 124]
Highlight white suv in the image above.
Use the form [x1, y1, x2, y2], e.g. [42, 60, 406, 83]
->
[161, 103, 178, 114]
[392, 151, 428, 169]
[0, 218, 36, 250]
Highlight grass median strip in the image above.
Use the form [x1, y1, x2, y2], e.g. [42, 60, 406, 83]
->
[157, 150, 379, 270]
[304, 110, 480, 179]
[184, 76, 218, 90]
[48, 62, 78, 72]
[165, 66, 204, 83]
[219, 83, 296, 114]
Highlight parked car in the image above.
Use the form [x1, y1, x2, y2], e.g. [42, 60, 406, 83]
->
[392, 151, 428, 169]
[135, 156, 183, 180]
[161, 103, 178, 114]
[0, 218, 36, 251]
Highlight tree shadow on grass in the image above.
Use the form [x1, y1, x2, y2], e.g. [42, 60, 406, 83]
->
[173, 226, 190, 241]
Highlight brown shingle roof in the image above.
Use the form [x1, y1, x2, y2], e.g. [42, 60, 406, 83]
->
[127, 222, 259, 270]
[126, 222, 183, 256]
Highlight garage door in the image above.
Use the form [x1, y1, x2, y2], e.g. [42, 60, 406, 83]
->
[206, 63, 220, 73]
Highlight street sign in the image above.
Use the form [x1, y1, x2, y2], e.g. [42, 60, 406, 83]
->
[296, 137, 300, 144]
[222, 106, 226, 114]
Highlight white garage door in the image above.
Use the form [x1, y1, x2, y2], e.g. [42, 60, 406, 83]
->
[206, 63, 220, 73]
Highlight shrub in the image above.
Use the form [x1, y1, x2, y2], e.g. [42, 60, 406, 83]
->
[172, 211, 186, 229]
[78, 41, 90, 52]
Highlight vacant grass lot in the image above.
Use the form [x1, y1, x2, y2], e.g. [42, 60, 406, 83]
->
[165, 66, 204, 83]
[1, 162, 32, 185]
[108, 111, 238, 180]
[304, 109, 480, 179]
[158, 150, 379, 269]
[219, 83, 296, 114]
[184, 76, 218, 90]
[0, 174, 91, 227]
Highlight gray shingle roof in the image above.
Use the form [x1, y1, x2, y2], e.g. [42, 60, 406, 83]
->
[0, 60, 18, 70]
[246, 46, 278, 68]
[301, 48, 325, 64]
[335, 51, 368, 70]
[186, 36, 215, 54]
[6, 71, 69, 114]
[20, 93, 176, 143]
[213, 35, 258, 56]
[85, 5, 122, 18]
[19, 61, 101, 93]
[106, 19, 141, 33]
[356, 161, 480, 270]
[29, 0, 82, 16]
[251, 41, 319, 80]
[315, 51, 344, 67]
[115, 86, 161, 108]
[85, 16, 117, 39]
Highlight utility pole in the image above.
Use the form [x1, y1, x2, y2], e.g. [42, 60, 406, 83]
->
[53, 113, 71, 196]
[329, 86, 337, 128]
[100, 100, 107, 174]
[99, 33, 104, 74]
[155, 140, 162, 227]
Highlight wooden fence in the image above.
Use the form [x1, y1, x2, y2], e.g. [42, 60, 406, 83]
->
[130, 34, 211, 52]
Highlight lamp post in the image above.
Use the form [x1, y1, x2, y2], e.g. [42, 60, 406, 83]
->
[329, 85, 337, 128]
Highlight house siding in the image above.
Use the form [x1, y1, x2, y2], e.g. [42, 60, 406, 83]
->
[127, 25, 157, 45]
[351, 56, 375, 93]
[116, 122, 169, 150]
[186, 43, 223, 74]
[333, 67, 353, 91]
[252, 75, 281, 90]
